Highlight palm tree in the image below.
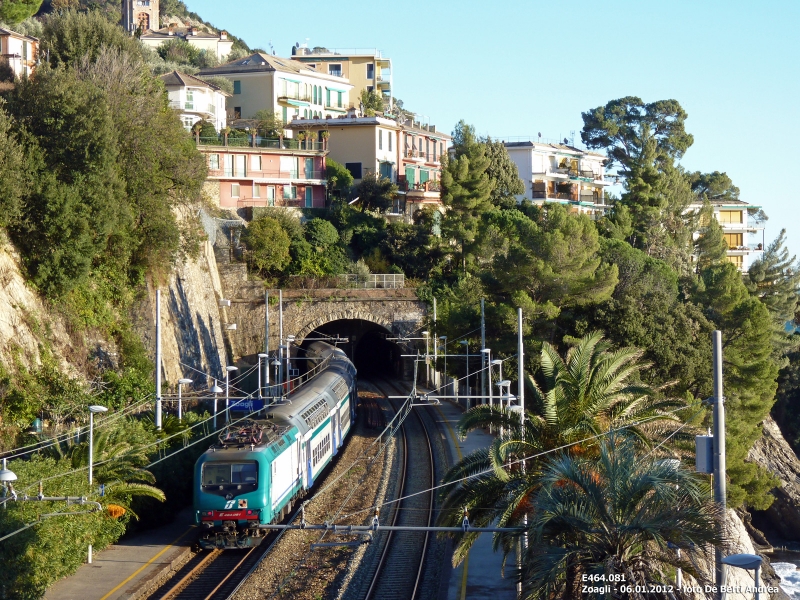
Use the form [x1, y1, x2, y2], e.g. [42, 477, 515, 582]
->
[521, 435, 721, 599]
[52, 420, 165, 517]
[438, 331, 699, 565]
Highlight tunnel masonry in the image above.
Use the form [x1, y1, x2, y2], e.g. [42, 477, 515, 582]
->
[223, 283, 427, 373]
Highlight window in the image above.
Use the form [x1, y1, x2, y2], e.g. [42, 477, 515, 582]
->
[326, 89, 331, 107]
[425, 138, 429, 159]
[235, 154, 246, 177]
[727, 254, 744, 269]
[305, 186, 313, 208]
[367, 85, 374, 93]
[233, 80, 241, 94]
[345, 162, 363, 179]
[420, 169, 430, 184]
[432, 141, 436, 162]
[367, 63, 374, 80]
[718, 210, 743, 224]
[378, 130, 383, 150]
[283, 185, 297, 200]
[280, 155, 298, 178]
[388, 133, 392, 152]
[329, 63, 342, 77]
[724, 233, 743, 248]
[379, 162, 393, 179]
[185, 89, 194, 110]
[282, 106, 287, 122]
[209, 154, 219, 169]
[305, 157, 314, 178]
[233, 107, 242, 119]
[253, 183, 261, 198]
[224, 154, 233, 176]
[231, 183, 240, 197]
[337, 91, 343, 108]
[267, 186, 275, 206]
[405, 166, 415, 185]
[202, 462, 257, 487]
[251, 155, 261, 171]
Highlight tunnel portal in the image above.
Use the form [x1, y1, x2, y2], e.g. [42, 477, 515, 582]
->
[309, 319, 407, 378]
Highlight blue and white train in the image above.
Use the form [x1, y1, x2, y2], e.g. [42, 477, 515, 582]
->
[194, 341, 357, 549]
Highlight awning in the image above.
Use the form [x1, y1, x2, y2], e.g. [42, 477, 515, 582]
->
[284, 99, 309, 107]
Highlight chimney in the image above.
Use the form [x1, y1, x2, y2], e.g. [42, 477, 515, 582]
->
[190, 27, 198, 36]
[220, 30, 228, 40]
[168, 24, 175, 35]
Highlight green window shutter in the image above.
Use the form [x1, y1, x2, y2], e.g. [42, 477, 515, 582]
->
[419, 170, 429, 184]
[305, 187, 313, 207]
[405, 167, 415, 185]
[233, 80, 241, 94]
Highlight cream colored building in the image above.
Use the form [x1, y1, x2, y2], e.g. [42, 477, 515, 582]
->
[504, 141, 610, 218]
[198, 53, 353, 123]
[291, 46, 392, 110]
[288, 115, 450, 218]
[140, 26, 234, 61]
[160, 71, 229, 132]
[0, 28, 38, 79]
[122, 0, 159, 33]
[690, 199, 764, 272]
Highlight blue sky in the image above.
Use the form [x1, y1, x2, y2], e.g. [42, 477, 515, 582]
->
[185, 0, 800, 258]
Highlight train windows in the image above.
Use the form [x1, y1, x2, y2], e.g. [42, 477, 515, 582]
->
[232, 462, 258, 484]
[202, 462, 258, 487]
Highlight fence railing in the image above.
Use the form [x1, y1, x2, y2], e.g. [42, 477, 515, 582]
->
[214, 169, 326, 180]
[169, 101, 216, 115]
[337, 274, 404, 289]
[197, 137, 325, 151]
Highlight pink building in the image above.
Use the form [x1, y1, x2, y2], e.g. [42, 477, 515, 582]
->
[200, 142, 327, 209]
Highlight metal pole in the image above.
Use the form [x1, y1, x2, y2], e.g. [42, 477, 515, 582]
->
[425, 334, 430, 388]
[88, 412, 94, 486]
[518, 308, 524, 423]
[225, 371, 230, 423]
[755, 565, 761, 600]
[177, 384, 182, 422]
[265, 291, 270, 391]
[433, 298, 437, 389]
[155, 289, 162, 431]
[258, 355, 262, 399]
[481, 298, 486, 404]
[465, 342, 469, 408]
[213, 380, 218, 429]
[279, 290, 284, 387]
[712, 330, 727, 599]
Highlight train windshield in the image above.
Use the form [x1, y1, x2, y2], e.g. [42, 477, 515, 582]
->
[202, 462, 258, 487]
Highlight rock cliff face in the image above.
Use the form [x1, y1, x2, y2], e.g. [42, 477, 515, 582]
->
[132, 238, 229, 389]
[748, 417, 800, 541]
[0, 237, 82, 377]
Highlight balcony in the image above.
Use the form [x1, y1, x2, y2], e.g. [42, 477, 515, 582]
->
[278, 93, 312, 105]
[169, 101, 216, 116]
[397, 176, 440, 194]
[197, 137, 325, 151]
[324, 102, 347, 112]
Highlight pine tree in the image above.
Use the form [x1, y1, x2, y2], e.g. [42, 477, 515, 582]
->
[440, 121, 493, 275]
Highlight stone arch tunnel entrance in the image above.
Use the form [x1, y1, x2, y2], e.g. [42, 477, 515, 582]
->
[310, 319, 404, 378]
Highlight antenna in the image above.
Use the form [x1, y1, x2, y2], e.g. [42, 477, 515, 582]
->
[537, 132, 542, 142]
[295, 42, 300, 48]
[569, 130, 575, 146]
[268, 40, 275, 55]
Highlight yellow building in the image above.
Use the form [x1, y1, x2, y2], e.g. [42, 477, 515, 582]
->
[198, 53, 353, 123]
[288, 115, 450, 219]
[290, 46, 392, 110]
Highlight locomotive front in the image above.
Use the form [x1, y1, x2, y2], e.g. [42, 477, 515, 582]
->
[194, 421, 290, 549]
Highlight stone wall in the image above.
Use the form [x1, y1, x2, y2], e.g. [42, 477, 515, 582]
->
[223, 285, 426, 359]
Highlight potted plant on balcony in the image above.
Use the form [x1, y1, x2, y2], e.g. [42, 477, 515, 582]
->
[320, 130, 329, 150]
[222, 126, 231, 147]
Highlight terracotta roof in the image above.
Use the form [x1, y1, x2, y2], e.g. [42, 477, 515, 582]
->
[0, 28, 38, 42]
[159, 70, 230, 95]
[198, 53, 350, 84]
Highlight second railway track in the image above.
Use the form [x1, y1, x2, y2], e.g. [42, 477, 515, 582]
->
[361, 377, 437, 600]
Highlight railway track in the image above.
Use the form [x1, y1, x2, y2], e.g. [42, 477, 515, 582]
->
[361, 377, 436, 600]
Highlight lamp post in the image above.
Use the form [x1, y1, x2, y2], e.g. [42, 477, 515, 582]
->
[258, 353, 268, 398]
[177, 379, 193, 422]
[210, 380, 223, 429]
[1, 458, 16, 510]
[271, 359, 281, 398]
[88, 405, 108, 487]
[459, 340, 469, 406]
[225, 366, 238, 422]
[422, 331, 430, 387]
[439, 336, 447, 396]
[481, 349, 491, 406]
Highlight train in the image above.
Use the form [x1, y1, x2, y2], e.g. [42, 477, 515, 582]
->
[193, 341, 357, 549]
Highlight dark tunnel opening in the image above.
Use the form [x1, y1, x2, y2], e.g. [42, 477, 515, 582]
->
[312, 319, 404, 378]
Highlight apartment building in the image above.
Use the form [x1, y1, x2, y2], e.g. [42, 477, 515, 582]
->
[504, 141, 610, 217]
[287, 115, 450, 218]
[291, 45, 392, 110]
[0, 28, 38, 79]
[140, 26, 234, 61]
[691, 199, 764, 272]
[198, 53, 353, 123]
[199, 142, 327, 210]
[160, 71, 229, 132]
